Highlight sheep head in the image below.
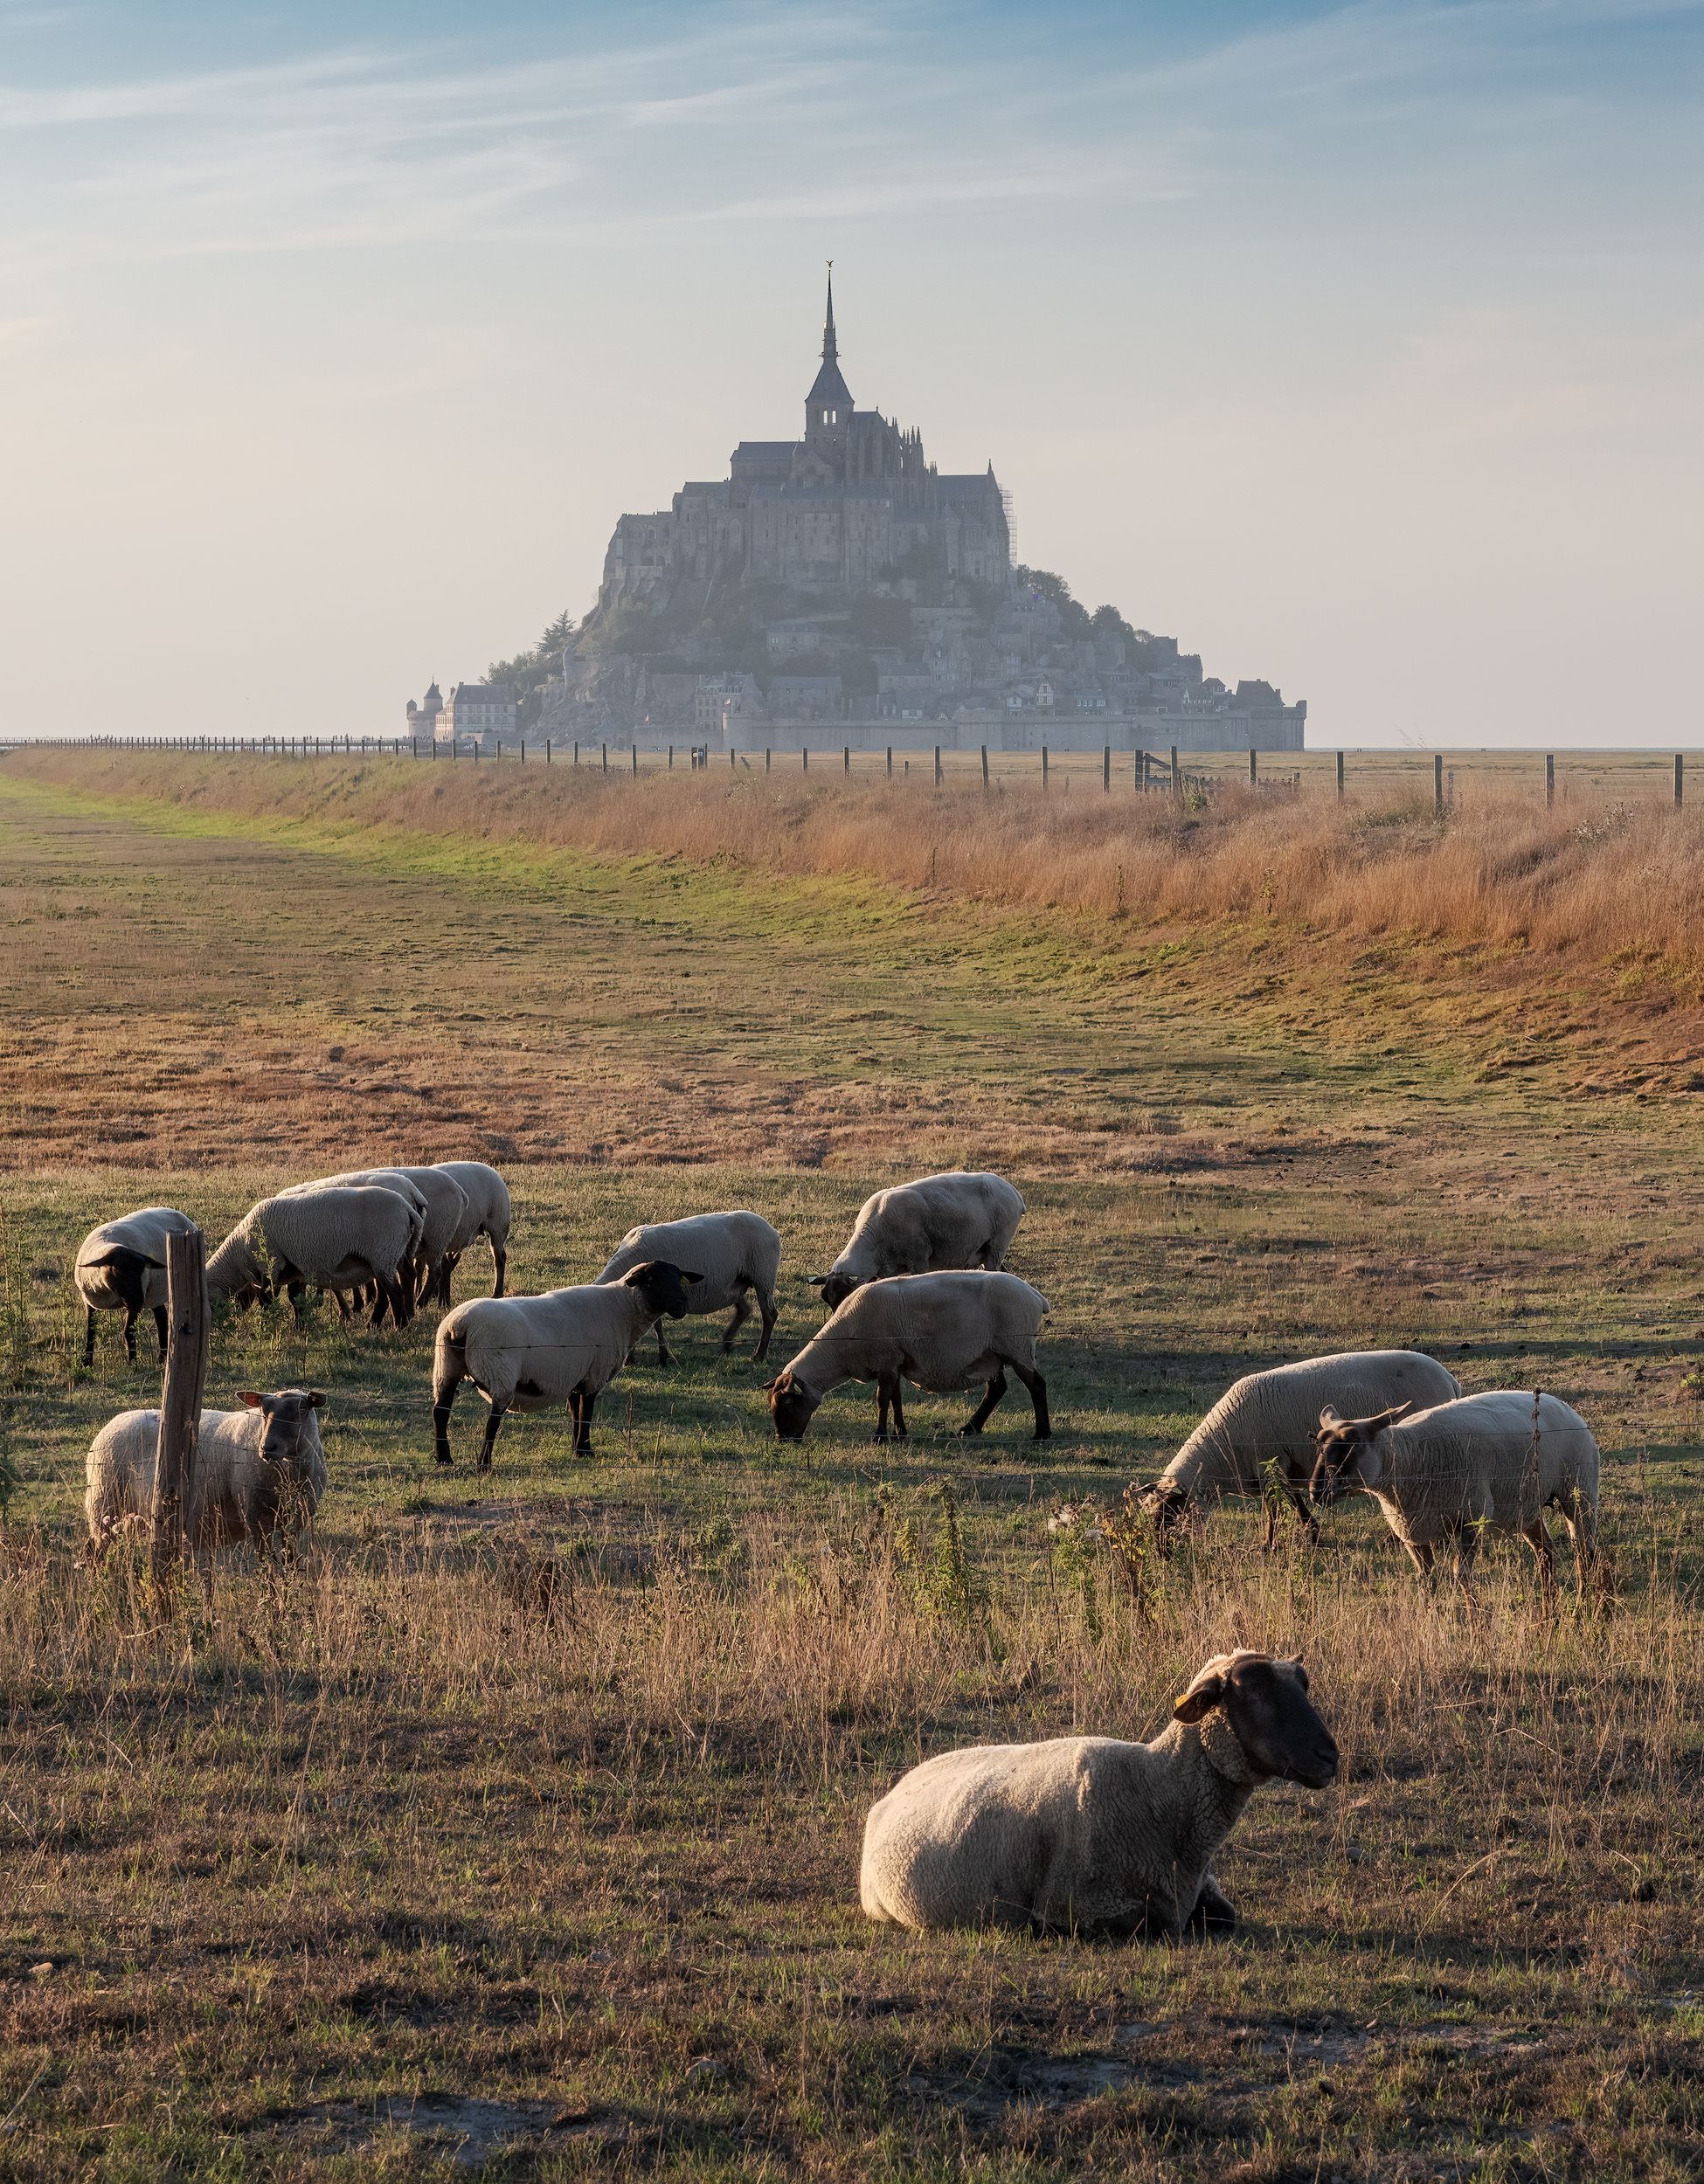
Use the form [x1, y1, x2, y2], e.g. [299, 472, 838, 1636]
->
[237, 1387, 327, 1476]
[765, 1366, 821, 1441]
[1310, 1401, 1412, 1505]
[620, 1261, 702, 1321]
[1174, 1649, 1338, 1788]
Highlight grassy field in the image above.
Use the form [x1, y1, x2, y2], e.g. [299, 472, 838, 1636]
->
[2, 750, 1702, 2180]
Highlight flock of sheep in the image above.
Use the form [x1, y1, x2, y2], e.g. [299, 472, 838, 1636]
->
[70, 1161, 1609, 1941]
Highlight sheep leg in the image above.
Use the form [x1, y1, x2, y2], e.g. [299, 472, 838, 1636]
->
[721, 1290, 752, 1354]
[1286, 1482, 1320, 1547]
[874, 1376, 897, 1441]
[152, 1305, 170, 1361]
[655, 1324, 674, 1367]
[960, 1368, 1008, 1435]
[571, 1387, 598, 1457]
[1010, 1361, 1050, 1441]
[121, 1303, 139, 1365]
[82, 1306, 97, 1368]
[436, 1250, 459, 1308]
[753, 1289, 778, 1363]
[1451, 1527, 1484, 1615]
[477, 1400, 508, 1473]
[432, 1341, 464, 1464]
[1260, 1499, 1280, 1552]
[490, 1239, 507, 1297]
[1523, 1517, 1559, 1614]
[1187, 1875, 1238, 1935]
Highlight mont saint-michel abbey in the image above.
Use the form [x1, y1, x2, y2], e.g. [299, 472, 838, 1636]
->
[600, 272, 1009, 610]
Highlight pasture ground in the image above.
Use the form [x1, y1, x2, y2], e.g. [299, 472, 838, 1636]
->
[0, 753, 1701, 2181]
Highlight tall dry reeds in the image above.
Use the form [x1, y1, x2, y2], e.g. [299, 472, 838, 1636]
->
[11, 747, 1703, 989]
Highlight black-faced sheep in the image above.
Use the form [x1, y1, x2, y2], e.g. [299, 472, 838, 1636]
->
[432, 1261, 700, 1469]
[597, 1210, 781, 1363]
[769, 1269, 1049, 1442]
[1141, 1350, 1463, 1552]
[811, 1171, 1024, 1310]
[84, 1387, 328, 1561]
[859, 1650, 1337, 1938]
[73, 1206, 197, 1365]
[1311, 1388, 1605, 1606]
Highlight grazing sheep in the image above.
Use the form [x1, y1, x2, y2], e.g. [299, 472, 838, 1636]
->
[73, 1206, 197, 1365]
[860, 1649, 1337, 1938]
[769, 1270, 1049, 1442]
[811, 1171, 1025, 1310]
[1141, 1350, 1463, 1552]
[279, 1168, 443, 1316]
[206, 1186, 421, 1328]
[597, 1210, 781, 1364]
[1311, 1388, 1605, 1606]
[433, 1160, 512, 1303]
[432, 1261, 701, 1469]
[83, 1387, 328, 1561]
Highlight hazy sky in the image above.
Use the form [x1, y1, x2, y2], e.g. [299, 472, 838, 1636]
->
[3, 0, 1700, 744]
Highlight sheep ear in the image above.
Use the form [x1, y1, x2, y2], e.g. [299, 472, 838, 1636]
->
[683, 1270, 704, 1285]
[1318, 1406, 1341, 1429]
[235, 1389, 264, 1409]
[1173, 1671, 1226, 1724]
[804, 1275, 829, 1289]
[307, 1389, 327, 1408]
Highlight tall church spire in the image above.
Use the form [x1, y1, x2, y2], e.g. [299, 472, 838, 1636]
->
[806, 259, 853, 432]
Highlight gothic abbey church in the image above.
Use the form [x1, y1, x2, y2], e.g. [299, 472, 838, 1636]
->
[599, 273, 1010, 611]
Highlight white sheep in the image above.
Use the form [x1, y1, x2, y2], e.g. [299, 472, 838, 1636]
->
[432, 1261, 701, 1469]
[1311, 1388, 1606, 1606]
[432, 1161, 512, 1304]
[279, 1168, 452, 1316]
[769, 1269, 1049, 1442]
[73, 1206, 197, 1365]
[84, 1387, 328, 1561]
[811, 1171, 1025, 1310]
[860, 1649, 1337, 1938]
[1142, 1350, 1463, 1552]
[597, 1210, 781, 1364]
[206, 1186, 422, 1328]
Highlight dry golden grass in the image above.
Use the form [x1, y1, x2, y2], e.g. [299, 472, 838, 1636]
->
[11, 743, 1704, 983]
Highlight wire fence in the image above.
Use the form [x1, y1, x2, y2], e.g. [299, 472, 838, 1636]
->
[2, 734, 1697, 809]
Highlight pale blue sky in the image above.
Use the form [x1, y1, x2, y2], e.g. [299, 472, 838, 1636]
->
[2, 1, 1700, 742]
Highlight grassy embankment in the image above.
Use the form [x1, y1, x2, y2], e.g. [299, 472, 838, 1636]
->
[0, 750, 1701, 2179]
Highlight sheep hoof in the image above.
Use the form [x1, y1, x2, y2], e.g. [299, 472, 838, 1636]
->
[959, 1422, 984, 1438]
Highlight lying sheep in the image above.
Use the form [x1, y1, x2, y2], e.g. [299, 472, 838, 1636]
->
[433, 1160, 512, 1303]
[1311, 1388, 1606, 1606]
[73, 1206, 198, 1365]
[769, 1270, 1049, 1442]
[432, 1261, 700, 1469]
[206, 1186, 421, 1328]
[1141, 1350, 1463, 1552]
[597, 1210, 781, 1364]
[860, 1649, 1337, 1938]
[811, 1171, 1025, 1310]
[84, 1387, 328, 1561]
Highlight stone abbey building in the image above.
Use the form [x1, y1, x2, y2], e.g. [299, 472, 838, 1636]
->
[599, 272, 1011, 610]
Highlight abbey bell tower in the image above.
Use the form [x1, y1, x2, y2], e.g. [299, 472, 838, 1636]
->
[803, 263, 854, 460]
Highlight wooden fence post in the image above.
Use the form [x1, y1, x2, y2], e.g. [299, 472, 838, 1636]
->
[1545, 753, 1555, 808]
[933, 745, 943, 786]
[1249, 748, 1257, 787]
[803, 747, 809, 772]
[843, 744, 850, 772]
[1042, 745, 1049, 789]
[885, 746, 892, 776]
[1169, 745, 1180, 801]
[1434, 752, 1444, 816]
[980, 744, 989, 789]
[149, 1227, 208, 1598]
[1675, 753, 1684, 807]
[1336, 750, 1346, 800]
[1102, 744, 1111, 791]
